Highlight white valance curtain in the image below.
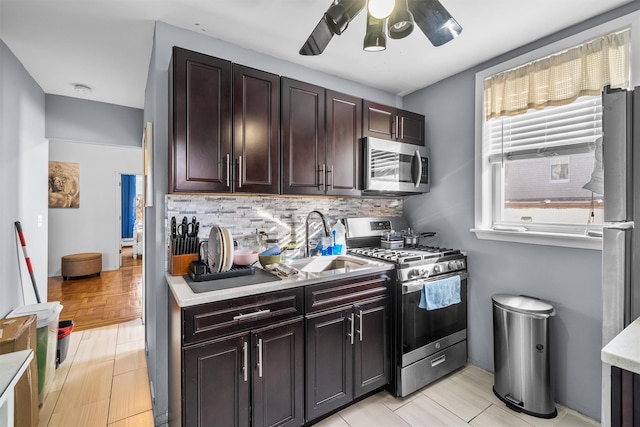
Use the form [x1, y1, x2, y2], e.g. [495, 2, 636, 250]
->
[484, 30, 631, 121]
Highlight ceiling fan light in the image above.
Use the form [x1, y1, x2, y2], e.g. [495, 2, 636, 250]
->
[325, 3, 350, 35]
[388, 1, 413, 40]
[368, 0, 395, 19]
[363, 14, 387, 51]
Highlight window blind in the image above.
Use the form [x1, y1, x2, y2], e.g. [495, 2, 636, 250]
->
[486, 95, 602, 163]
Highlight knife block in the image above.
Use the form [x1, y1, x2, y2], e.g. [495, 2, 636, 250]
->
[170, 253, 199, 276]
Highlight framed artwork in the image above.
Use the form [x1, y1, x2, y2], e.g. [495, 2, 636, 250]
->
[48, 161, 80, 208]
[143, 121, 153, 207]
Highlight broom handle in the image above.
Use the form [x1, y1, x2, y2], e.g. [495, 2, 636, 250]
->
[15, 221, 41, 303]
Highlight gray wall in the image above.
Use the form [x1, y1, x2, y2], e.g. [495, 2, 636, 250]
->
[46, 94, 143, 147]
[143, 21, 402, 424]
[403, 2, 640, 420]
[0, 39, 48, 316]
[47, 140, 143, 275]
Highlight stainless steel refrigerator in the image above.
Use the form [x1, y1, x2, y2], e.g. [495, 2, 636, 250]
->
[601, 86, 640, 426]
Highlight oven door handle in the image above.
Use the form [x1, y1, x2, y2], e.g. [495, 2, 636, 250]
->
[402, 272, 468, 294]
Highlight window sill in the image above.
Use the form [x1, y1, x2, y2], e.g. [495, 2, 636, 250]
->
[471, 228, 602, 250]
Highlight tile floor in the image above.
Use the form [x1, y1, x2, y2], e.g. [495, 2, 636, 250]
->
[314, 365, 600, 427]
[37, 318, 600, 427]
[37, 319, 154, 427]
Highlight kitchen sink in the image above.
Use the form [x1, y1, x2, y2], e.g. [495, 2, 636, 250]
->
[297, 255, 369, 273]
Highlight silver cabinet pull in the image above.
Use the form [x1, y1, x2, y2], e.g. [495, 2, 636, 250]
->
[326, 165, 334, 190]
[347, 312, 355, 345]
[356, 309, 363, 341]
[238, 155, 243, 188]
[395, 116, 399, 139]
[257, 338, 263, 378]
[318, 163, 326, 191]
[226, 153, 230, 188]
[233, 309, 271, 321]
[242, 341, 248, 382]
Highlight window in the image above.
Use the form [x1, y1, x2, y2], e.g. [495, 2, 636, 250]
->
[487, 96, 604, 230]
[473, 18, 635, 249]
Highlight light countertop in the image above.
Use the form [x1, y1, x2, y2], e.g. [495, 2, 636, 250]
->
[601, 316, 640, 375]
[167, 255, 394, 307]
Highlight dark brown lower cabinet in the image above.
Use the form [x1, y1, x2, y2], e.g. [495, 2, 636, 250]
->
[305, 296, 391, 421]
[611, 366, 640, 427]
[183, 318, 304, 427]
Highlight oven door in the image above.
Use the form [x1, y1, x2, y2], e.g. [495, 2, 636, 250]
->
[400, 272, 467, 367]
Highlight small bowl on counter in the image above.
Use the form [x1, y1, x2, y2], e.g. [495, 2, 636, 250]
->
[234, 250, 259, 266]
[258, 254, 281, 268]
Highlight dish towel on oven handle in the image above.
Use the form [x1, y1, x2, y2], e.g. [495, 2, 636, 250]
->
[419, 275, 461, 310]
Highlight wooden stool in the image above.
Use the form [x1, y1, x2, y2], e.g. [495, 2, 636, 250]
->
[61, 253, 102, 280]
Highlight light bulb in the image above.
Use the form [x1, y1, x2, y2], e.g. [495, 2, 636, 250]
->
[368, 0, 395, 19]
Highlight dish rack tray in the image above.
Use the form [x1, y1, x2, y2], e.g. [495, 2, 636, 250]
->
[188, 264, 255, 282]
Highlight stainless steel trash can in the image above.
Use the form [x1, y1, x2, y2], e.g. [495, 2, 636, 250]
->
[492, 294, 557, 418]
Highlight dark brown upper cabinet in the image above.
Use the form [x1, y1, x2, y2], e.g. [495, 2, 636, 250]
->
[363, 100, 425, 145]
[281, 78, 361, 196]
[169, 46, 232, 193]
[233, 65, 280, 194]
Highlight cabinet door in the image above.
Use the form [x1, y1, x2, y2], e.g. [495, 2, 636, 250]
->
[353, 297, 391, 398]
[397, 109, 425, 145]
[170, 47, 232, 193]
[281, 78, 326, 195]
[363, 100, 425, 145]
[326, 90, 362, 196]
[362, 100, 395, 140]
[252, 318, 304, 427]
[183, 332, 250, 427]
[233, 65, 280, 194]
[306, 308, 353, 421]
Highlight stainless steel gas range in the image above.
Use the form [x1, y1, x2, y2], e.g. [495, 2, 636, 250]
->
[344, 216, 468, 397]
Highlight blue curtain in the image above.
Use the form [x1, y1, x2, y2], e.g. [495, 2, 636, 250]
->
[121, 175, 136, 239]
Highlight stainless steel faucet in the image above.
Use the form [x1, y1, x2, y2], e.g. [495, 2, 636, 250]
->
[305, 210, 330, 257]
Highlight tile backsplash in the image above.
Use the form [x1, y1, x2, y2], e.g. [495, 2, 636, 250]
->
[166, 194, 403, 264]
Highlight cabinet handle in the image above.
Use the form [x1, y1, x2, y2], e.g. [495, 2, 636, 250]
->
[242, 341, 248, 382]
[347, 312, 355, 345]
[394, 116, 399, 140]
[233, 309, 271, 321]
[226, 153, 230, 188]
[318, 164, 325, 191]
[356, 309, 363, 341]
[257, 338, 263, 378]
[238, 155, 243, 188]
[326, 165, 334, 190]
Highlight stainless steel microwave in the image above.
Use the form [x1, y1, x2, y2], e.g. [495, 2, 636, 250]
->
[363, 137, 430, 195]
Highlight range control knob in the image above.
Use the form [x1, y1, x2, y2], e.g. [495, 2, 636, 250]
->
[433, 265, 442, 274]
[448, 260, 461, 270]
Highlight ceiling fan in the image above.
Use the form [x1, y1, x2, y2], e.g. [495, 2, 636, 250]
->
[299, 0, 462, 55]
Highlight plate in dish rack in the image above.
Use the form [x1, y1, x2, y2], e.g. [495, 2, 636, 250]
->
[207, 225, 224, 273]
[221, 227, 234, 272]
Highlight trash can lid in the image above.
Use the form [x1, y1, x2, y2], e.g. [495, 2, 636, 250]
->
[6, 302, 63, 328]
[492, 294, 555, 316]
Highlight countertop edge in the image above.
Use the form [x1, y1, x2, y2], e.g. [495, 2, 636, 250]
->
[601, 316, 640, 375]
[166, 263, 394, 308]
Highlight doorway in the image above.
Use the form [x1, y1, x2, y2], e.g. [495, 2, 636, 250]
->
[119, 174, 144, 266]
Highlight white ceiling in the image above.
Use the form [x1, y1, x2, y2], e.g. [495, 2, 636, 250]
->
[0, 0, 634, 109]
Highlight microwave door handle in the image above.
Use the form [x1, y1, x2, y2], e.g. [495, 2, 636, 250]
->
[412, 151, 422, 188]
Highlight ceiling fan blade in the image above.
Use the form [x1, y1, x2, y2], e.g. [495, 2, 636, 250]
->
[299, 0, 366, 56]
[409, 0, 462, 47]
[299, 16, 335, 55]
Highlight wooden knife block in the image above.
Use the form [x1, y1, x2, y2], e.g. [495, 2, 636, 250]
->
[170, 253, 199, 276]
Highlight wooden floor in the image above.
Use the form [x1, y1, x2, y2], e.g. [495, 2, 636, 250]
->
[48, 247, 142, 331]
[38, 319, 154, 427]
